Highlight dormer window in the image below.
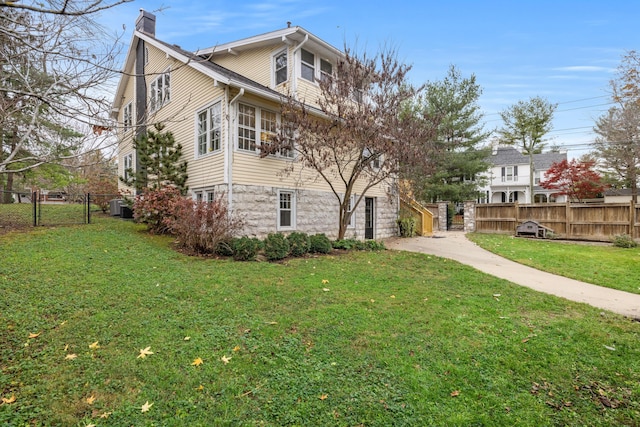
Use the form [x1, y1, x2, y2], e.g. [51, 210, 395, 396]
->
[320, 58, 332, 82]
[301, 49, 315, 82]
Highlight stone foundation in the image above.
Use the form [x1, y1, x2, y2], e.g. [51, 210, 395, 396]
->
[231, 184, 397, 240]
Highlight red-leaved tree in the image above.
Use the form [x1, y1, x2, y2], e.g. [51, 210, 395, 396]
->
[540, 158, 608, 202]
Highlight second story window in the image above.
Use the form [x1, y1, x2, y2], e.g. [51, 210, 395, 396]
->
[274, 50, 287, 85]
[123, 102, 133, 131]
[502, 166, 518, 182]
[320, 58, 333, 82]
[238, 103, 256, 152]
[301, 49, 315, 82]
[150, 69, 170, 112]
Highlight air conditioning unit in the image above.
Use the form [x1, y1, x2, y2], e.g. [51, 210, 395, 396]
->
[109, 199, 123, 216]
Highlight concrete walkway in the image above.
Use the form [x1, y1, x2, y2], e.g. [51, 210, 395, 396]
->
[386, 231, 640, 319]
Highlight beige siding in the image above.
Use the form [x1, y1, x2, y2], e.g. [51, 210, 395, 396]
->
[215, 45, 274, 88]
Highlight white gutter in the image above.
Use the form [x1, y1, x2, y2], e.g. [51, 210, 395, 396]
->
[291, 34, 309, 97]
[227, 87, 244, 213]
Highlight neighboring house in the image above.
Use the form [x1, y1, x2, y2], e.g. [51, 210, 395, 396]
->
[112, 11, 397, 239]
[477, 146, 568, 204]
[604, 188, 640, 203]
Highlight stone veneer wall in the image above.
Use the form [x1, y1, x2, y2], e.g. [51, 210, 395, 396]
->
[232, 184, 398, 240]
[463, 200, 476, 232]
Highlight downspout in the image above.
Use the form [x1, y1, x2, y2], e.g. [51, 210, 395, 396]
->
[291, 34, 309, 97]
[227, 87, 244, 213]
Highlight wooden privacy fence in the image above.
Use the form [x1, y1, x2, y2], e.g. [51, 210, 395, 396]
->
[475, 202, 640, 241]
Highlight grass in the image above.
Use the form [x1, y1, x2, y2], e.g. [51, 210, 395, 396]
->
[1, 218, 640, 425]
[467, 233, 640, 295]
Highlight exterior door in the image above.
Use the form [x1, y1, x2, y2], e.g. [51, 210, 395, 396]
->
[365, 197, 375, 239]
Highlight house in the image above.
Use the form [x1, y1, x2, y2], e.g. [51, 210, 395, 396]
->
[477, 146, 567, 204]
[112, 11, 397, 240]
[604, 188, 640, 203]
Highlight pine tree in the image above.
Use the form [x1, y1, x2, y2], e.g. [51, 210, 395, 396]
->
[121, 124, 188, 194]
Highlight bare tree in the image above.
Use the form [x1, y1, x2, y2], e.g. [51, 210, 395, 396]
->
[265, 47, 438, 239]
[0, 1, 126, 195]
[594, 51, 640, 203]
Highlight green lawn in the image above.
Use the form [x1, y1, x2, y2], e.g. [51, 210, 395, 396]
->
[468, 233, 640, 295]
[1, 219, 640, 425]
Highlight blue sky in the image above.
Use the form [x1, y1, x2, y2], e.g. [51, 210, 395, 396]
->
[99, 0, 640, 158]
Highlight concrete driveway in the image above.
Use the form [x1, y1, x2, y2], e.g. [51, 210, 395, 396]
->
[386, 232, 640, 319]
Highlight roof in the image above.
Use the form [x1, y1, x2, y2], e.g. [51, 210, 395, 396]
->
[195, 26, 343, 60]
[604, 188, 639, 196]
[489, 146, 566, 170]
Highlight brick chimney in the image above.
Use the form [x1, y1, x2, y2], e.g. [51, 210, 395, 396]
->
[135, 9, 156, 36]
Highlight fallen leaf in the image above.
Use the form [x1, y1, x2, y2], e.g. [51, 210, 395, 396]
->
[266, 321, 278, 325]
[183, 336, 191, 341]
[604, 345, 616, 351]
[390, 295, 396, 299]
[65, 354, 78, 360]
[196, 384, 204, 391]
[370, 299, 375, 303]
[89, 341, 100, 350]
[319, 394, 328, 400]
[493, 294, 501, 298]
[141, 400, 153, 413]
[137, 346, 154, 359]
[322, 288, 330, 292]
[233, 345, 241, 352]
[60, 321, 67, 326]
[1, 395, 16, 404]
[28, 332, 40, 339]
[322, 279, 329, 284]
[450, 390, 460, 397]
[522, 338, 530, 343]
[86, 395, 96, 405]
[64, 344, 69, 351]
[87, 424, 96, 427]
[191, 357, 204, 366]
[100, 411, 112, 419]
[221, 355, 232, 364]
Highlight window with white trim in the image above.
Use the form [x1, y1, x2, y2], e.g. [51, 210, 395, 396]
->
[123, 102, 133, 131]
[197, 101, 222, 156]
[207, 191, 215, 203]
[301, 49, 315, 82]
[501, 166, 518, 182]
[347, 195, 355, 228]
[238, 104, 256, 151]
[238, 103, 294, 158]
[534, 170, 541, 185]
[274, 49, 288, 86]
[278, 190, 295, 230]
[320, 58, 333, 82]
[149, 69, 170, 111]
[123, 153, 134, 182]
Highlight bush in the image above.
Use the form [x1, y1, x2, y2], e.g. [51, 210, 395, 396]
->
[287, 232, 310, 257]
[333, 238, 385, 251]
[232, 237, 261, 261]
[163, 195, 244, 255]
[612, 233, 638, 248]
[362, 240, 386, 251]
[132, 185, 182, 234]
[397, 217, 416, 237]
[264, 233, 290, 261]
[309, 234, 332, 254]
[215, 240, 235, 257]
[332, 239, 360, 250]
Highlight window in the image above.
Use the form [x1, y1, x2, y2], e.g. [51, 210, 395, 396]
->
[238, 104, 256, 151]
[347, 195, 355, 228]
[320, 58, 332, 82]
[274, 50, 287, 85]
[534, 170, 541, 185]
[237, 104, 294, 158]
[144, 46, 149, 65]
[501, 166, 518, 182]
[150, 69, 170, 111]
[301, 49, 315, 82]
[278, 190, 295, 229]
[197, 102, 222, 156]
[123, 102, 133, 131]
[194, 192, 203, 202]
[207, 191, 215, 203]
[123, 153, 134, 182]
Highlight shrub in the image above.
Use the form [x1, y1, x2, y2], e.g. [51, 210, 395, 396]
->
[362, 240, 386, 251]
[264, 233, 290, 261]
[215, 240, 235, 257]
[397, 217, 416, 237]
[287, 232, 310, 257]
[132, 185, 183, 234]
[163, 195, 244, 255]
[332, 239, 360, 250]
[232, 237, 261, 261]
[309, 233, 332, 254]
[333, 238, 385, 251]
[612, 233, 638, 248]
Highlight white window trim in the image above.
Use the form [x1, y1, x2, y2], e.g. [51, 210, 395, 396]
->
[236, 102, 295, 159]
[272, 48, 288, 87]
[149, 67, 171, 112]
[347, 195, 356, 228]
[298, 49, 334, 85]
[123, 102, 133, 132]
[193, 188, 215, 202]
[123, 152, 134, 182]
[196, 100, 223, 158]
[277, 189, 296, 230]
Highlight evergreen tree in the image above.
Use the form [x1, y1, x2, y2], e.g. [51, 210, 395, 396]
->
[406, 66, 491, 203]
[121, 124, 188, 194]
